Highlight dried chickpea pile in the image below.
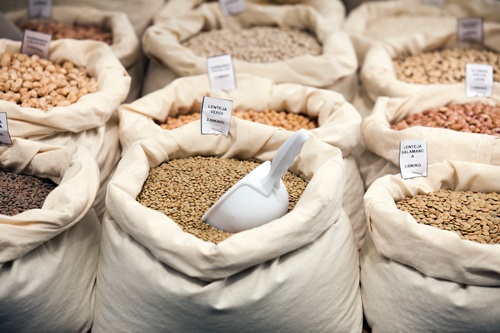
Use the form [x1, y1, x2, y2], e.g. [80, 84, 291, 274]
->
[1, 170, 58, 216]
[0, 52, 98, 110]
[159, 109, 318, 131]
[393, 48, 500, 84]
[136, 156, 308, 243]
[19, 20, 113, 45]
[396, 189, 500, 244]
[391, 102, 500, 136]
[182, 26, 322, 63]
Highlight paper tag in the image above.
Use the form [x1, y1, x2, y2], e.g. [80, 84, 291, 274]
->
[28, 0, 52, 19]
[399, 139, 428, 180]
[421, 0, 444, 7]
[200, 96, 233, 137]
[206, 54, 237, 92]
[0, 113, 13, 145]
[457, 17, 483, 44]
[21, 29, 52, 59]
[465, 63, 493, 97]
[218, 0, 246, 16]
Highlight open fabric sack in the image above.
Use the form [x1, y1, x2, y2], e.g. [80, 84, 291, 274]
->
[362, 160, 500, 333]
[142, 2, 358, 101]
[154, 0, 345, 28]
[5, 5, 142, 102]
[118, 73, 367, 249]
[360, 25, 500, 103]
[359, 85, 500, 188]
[0, 39, 130, 219]
[92, 118, 362, 332]
[0, 138, 101, 333]
[344, 0, 500, 65]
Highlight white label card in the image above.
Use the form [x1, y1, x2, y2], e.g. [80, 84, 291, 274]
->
[457, 17, 483, 44]
[0, 113, 13, 145]
[421, 0, 444, 7]
[218, 0, 246, 16]
[28, 0, 52, 19]
[465, 63, 493, 98]
[200, 96, 233, 137]
[21, 29, 52, 59]
[206, 54, 237, 92]
[399, 139, 428, 180]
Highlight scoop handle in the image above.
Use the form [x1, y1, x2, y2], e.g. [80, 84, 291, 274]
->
[261, 129, 310, 195]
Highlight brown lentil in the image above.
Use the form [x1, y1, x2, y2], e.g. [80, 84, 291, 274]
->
[393, 48, 500, 84]
[181, 26, 322, 63]
[136, 156, 308, 243]
[396, 189, 500, 244]
[0, 52, 98, 111]
[159, 109, 318, 131]
[0, 170, 58, 216]
[18, 20, 113, 45]
[391, 102, 500, 136]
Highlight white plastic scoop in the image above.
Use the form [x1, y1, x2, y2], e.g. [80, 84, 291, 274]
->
[202, 129, 310, 233]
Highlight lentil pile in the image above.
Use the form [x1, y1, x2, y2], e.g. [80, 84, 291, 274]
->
[0, 52, 98, 110]
[181, 26, 322, 63]
[0, 170, 58, 216]
[159, 109, 318, 131]
[19, 20, 113, 45]
[391, 102, 500, 136]
[393, 48, 500, 84]
[396, 189, 500, 244]
[136, 156, 308, 243]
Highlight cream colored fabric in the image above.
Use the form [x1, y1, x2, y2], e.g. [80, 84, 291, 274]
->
[360, 25, 500, 102]
[344, 0, 500, 64]
[93, 118, 362, 332]
[119, 73, 367, 248]
[0, 139, 100, 332]
[361, 160, 500, 332]
[360, 85, 500, 187]
[155, 0, 345, 27]
[142, 2, 358, 101]
[1, 39, 129, 219]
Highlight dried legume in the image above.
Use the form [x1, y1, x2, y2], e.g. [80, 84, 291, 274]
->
[0, 170, 58, 216]
[393, 48, 500, 84]
[159, 109, 318, 131]
[391, 102, 500, 136]
[137, 156, 308, 243]
[396, 189, 500, 244]
[19, 20, 113, 45]
[182, 26, 322, 63]
[0, 52, 98, 111]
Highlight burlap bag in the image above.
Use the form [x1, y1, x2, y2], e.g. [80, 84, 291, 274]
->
[359, 85, 500, 188]
[154, 0, 345, 28]
[92, 118, 362, 332]
[0, 138, 100, 333]
[344, 0, 500, 65]
[362, 160, 500, 333]
[0, 39, 130, 219]
[361, 25, 500, 103]
[118, 73, 367, 248]
[5, 5, 142, 102]
[142, 2, 358, 101]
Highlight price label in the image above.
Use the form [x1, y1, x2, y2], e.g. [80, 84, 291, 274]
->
[465, 64, 493, 98]
[219, 0, 246, 16]
[206, 54, 237, 92]
[0, 113, 13, 145]
[399, 139, 428, 180]
[421, 0, 444, 7]
[457, 17, 483, 44]
[200, 96, 233, 137]
[28, 0, 52, 19]
[21, 30, 52, 59]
